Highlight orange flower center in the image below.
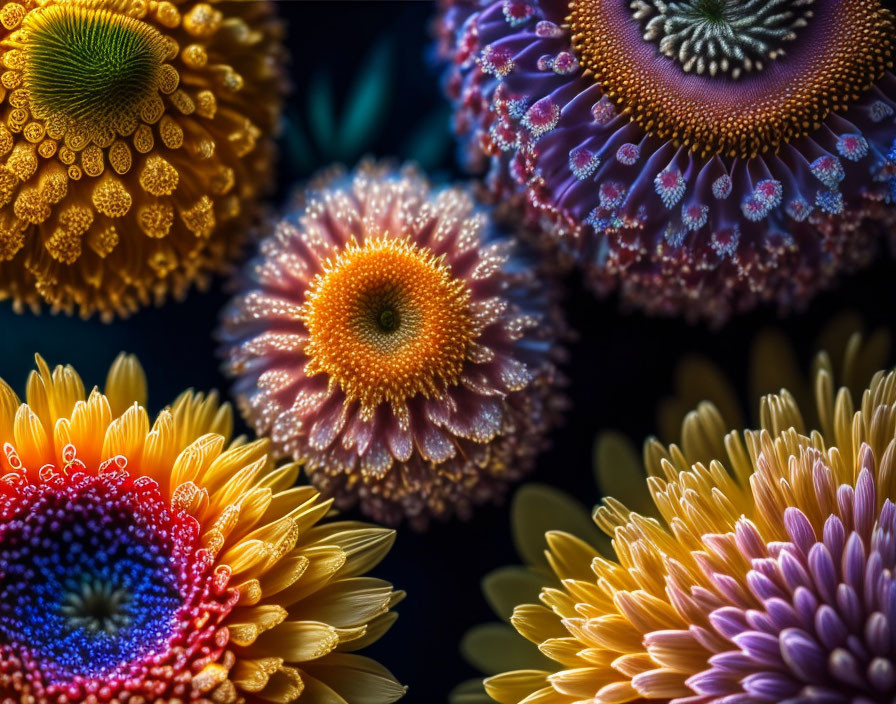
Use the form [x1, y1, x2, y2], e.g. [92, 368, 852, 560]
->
[568, 0, 896, 158]
[302, 237, 474, 419]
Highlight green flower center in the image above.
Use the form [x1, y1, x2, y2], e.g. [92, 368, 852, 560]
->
[632, 0, 815, 78]
[23, 4, 167, 130]
[60, 578, 131, 635]
[377, 308, 399, 333]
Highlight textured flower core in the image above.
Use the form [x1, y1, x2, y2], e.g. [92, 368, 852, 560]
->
[632, 0, 814, 79]
[570, 0, 895, 158]
[219, 163, 567, 527]
[0, 0, 283, 319]
[0, 355, 405, 703]
[0, 460, 233, 692]
[302, 237, 474, 419]
[23, 5, 169, 139]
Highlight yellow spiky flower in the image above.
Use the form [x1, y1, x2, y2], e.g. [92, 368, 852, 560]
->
[0, 0, 284, 319]
[456, 321, 896, 704]
[0, 354, 405, 703]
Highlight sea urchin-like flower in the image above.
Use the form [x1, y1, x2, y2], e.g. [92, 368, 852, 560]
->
[482, 339, 896, 703]
[218, 162, 567, 528]
[437, 0, 896, 322]
[0, 0, 284, 319]
[0, 354, 404, 702]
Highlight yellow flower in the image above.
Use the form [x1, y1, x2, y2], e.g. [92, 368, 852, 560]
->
[457, 320, 894, 704]
[0, 354, 404, 703]
[0, 0, 284, 319]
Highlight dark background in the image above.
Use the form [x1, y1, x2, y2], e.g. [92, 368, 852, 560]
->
[3, 2, 896, 701]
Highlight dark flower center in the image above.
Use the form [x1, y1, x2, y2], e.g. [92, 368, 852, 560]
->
[631, 0, 815, 78]
[23, 5, 168, 132]
[377, 307, 399, 333]
[60, 579, 132, 635]
[570, 0, 896, 157]
[0, 472, 190, 682]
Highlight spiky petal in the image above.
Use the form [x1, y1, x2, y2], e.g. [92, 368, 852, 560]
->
[218, 162, 568, 528]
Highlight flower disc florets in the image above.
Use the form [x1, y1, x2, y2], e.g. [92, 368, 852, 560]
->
[219, 162, 568, 528]
[437, 0, 896, 322]
[0, 0, 284, 319]
[0, 354, 405, 703]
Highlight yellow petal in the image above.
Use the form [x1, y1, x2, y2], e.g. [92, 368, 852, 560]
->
[169, 389, 232, 447]
[257, 462, 300, 493]
[101, 402, 149, 464]
[170, 433, 225, 489]
[255, 666, 305, 703]
[288, 577, 393, 629]
[253, 621, 339, 662]
[104, 353, 147, 417]
[300, 522, 396, 579]
[0, 377, 20, 447]
[260, 552, 310, 596]
[13, 404, 52, 471]
[548, 667, 614, 698]
[229, 656, 283, 693]
[510, 604, 567, 645]
[302, 653, 405, 704]
[202, 438, 269, 495]
[140, 408, 177, 492]
[227, 604, 288, 646]
[276, 545, 346, 605]
[336, 610, 399, 653]
[484, 670, 551, 704]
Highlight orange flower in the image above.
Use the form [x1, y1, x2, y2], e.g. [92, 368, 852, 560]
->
[0, 355, 404, 702]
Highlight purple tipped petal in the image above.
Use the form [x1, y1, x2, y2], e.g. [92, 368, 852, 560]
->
[779, 628, 827, 681]
[784, 508, 817, 557]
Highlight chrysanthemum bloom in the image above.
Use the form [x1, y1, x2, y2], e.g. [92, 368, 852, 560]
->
[437, 0, 896, 322]
[476, 332, 896, 703]
[0, 0, 284, 320]
[0, 355, 405, 703]
[218, 162, 567, 528]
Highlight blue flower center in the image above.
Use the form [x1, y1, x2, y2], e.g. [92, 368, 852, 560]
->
[0, 473, 186, 682]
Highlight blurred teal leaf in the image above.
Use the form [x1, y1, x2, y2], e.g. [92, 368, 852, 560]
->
[402, 106, 452, 170]
[308, 70, 337, 157]
[337, 38, 393, 161]
[283, 107, 314, 173]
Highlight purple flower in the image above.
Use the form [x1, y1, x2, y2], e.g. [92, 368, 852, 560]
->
[218, 162, 567, 528]
[691, 458, 896, 702]
[437, 0, 896, 322]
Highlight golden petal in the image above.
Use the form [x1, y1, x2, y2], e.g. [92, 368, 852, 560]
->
[510, 604, 567, 646]
[287, 577, 393, 629]
[100, 402, 149, 463]
[229, 656, 284, 693]
[170, 432, 225, 489]
[301, 653, 406, 704]
[254, 665, 305, 703]
[259, 552, 310, 596]
[104, 352, 147, 417]
[275, 545, 347, 606]
[299, 522, 396, 579]
[483, 670, 551, 704]
[13, 403, 52, 470]
[252, 620, 340, 662]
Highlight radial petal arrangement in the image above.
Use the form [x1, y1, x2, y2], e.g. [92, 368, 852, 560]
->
[436, 0, 896, 322]
[0, 355, 404, 703]
[476, 331, 896, 703]
[218, 162, 567, 528]
[0, 0, 284, 319]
